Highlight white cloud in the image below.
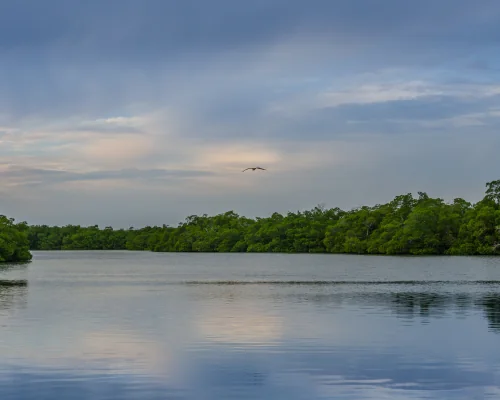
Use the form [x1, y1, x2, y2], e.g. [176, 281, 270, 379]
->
[197, 142, 282, 170]
[318, 80, 443, 107]
[78, 134, 155, 165]
[419, 108, 500, 128]
[264, 65, 500, 122]
[90, 116, 145, 126]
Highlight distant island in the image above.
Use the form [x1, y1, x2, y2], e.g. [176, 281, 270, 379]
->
[1, 180, 499, 262]
[23, 180, 500, 257]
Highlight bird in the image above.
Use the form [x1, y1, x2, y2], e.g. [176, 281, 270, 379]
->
[242, 167, 266, 172]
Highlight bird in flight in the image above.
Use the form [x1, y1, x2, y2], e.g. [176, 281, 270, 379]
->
[242, 167, 267, 172]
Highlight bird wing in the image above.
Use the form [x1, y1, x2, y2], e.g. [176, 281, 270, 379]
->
[242, 168, 251, 172]
[257, 167, 266, 170]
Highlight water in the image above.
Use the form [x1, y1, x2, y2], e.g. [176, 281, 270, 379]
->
[1, 251, 500, 399]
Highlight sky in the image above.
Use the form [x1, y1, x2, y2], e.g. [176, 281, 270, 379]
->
[1, 0, 500, 227]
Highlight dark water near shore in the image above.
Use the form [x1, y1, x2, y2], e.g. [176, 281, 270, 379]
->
[1, 251, 500, 399]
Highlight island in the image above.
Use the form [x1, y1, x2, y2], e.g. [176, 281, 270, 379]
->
[24, 180, 500, 256]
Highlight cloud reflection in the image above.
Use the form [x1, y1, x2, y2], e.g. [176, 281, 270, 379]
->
[2, 267, 500, 399]
[197, 309, 283, 345]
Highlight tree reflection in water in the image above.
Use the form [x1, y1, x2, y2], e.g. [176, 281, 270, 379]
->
[0, 279, 28, 314]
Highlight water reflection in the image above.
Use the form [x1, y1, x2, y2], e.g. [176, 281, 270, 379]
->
[0, 368, 186, 400]
[1, 253, 500, 399]
[0, 280, 28, 313]
[304, 290, 500, 333]
[479, 294, 500, 333]
[198, 309, 283, 345]
[189, 281, 500, 334]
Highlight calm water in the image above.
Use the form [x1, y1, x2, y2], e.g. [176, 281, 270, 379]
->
[1, 252, 500, 399]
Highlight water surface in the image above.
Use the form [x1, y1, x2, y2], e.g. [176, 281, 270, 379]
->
[1, 251, 500, 399]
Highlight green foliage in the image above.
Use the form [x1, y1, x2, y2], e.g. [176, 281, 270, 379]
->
[0, 215, 32, 263]
[25, 180, 500, 255]
[485, 180, 500, 205]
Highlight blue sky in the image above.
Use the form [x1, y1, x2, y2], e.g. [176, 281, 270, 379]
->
[1, 0, 500, 226]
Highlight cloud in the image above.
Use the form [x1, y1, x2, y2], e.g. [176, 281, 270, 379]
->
[318, 82, 500, 108]
[1, 0, 500, 225]
[1, 1, 500, 119]
[0, 166, 214, 188]
[2, 1, 500, 58]
[78, 135, 155, 165]
[267, 78, 500, 120]
[198, 143, 282, 170]
[72, 116, 147, 134]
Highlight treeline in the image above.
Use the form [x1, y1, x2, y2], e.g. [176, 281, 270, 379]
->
[0, 216, 32, 262]
[26, 180, 500, 255]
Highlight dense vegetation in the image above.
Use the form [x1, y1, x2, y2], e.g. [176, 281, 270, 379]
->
[0, 216, 32, 263]
[26, 180, 500, 255]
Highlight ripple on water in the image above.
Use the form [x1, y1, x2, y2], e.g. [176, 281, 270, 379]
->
[0, 252, 499, 399]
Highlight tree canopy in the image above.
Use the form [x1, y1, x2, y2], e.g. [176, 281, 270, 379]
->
[0, 215, 33, 263]
[26, 180, 500, 256]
